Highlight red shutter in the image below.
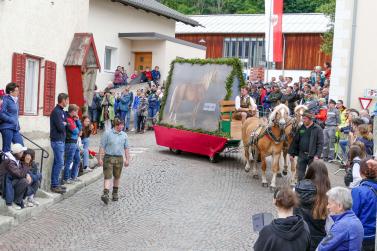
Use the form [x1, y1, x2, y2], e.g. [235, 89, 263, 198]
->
[43, 60, 57, 116]
[12, 53, 26, 115]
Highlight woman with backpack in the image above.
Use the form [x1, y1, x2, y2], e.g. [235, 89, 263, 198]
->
[344, 144, 365, 188]
[351, 157, 377, 251]
[294, 160, 331, 251]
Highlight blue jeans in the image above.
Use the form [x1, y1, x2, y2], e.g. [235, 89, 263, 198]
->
[0, 128, 24, 152]
[88, 109, 98, 123]
[120, 110, 131, 130]
[339, 139, 349, 161]
[51, 141, 65, 188]
[4, 174, 29, 205]
[148, 106, 158, 119]
[133, 108, 138, 130]
[64, 143, 81, 180]
[82, 137, 89, 168]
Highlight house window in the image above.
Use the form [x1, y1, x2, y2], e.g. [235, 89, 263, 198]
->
[223, 37, 266, 68]
[24, 58, 40, 115]
[104, 46, 117, 71]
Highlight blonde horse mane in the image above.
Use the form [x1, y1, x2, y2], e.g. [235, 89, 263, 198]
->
[294, 104, 308, 114]
[269, 104, 289, 124]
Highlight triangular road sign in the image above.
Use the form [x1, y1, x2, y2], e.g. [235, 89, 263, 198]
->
[359, 97, 372, 109]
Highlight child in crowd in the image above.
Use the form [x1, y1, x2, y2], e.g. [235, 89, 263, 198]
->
[345, 144, 364, 188]
[137, 92, 148, 133]
[130, 70, 138, 80]
[355, 124, 374, 156]
[22, 149, 42, 207]
[81, 115, 93, 172]
[131, 89, 141, 132]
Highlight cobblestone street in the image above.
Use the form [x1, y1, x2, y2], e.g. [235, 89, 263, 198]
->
[0, 132, 343, 251]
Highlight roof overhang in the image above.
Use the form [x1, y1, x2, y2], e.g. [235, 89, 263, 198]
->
[119, 32, 206, 50]
[111, 0, 202, 27]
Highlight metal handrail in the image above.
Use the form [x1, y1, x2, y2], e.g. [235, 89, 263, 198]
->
[20, 133, 49, 174]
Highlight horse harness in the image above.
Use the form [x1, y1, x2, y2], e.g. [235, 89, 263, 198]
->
[248, 123, 286, 147]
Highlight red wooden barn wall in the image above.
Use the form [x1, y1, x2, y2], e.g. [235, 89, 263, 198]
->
[176, 33, 331, 70]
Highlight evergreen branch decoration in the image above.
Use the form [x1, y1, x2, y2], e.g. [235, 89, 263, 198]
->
[158, 57, 244, 137]
[157, 123, 230, 138]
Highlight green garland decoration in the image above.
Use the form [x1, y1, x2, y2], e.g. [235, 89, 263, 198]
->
[158, 58, 245, 137]
[157, 122, 230, 138]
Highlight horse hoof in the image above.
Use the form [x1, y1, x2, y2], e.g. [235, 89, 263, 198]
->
[282, 170, 288, 176]
[253, 174, 259, 179]
[245, 168, 250, 173]
[277, 173, 282, 178]
[269, 186, 277, 193]
[262, 182, 268, 187]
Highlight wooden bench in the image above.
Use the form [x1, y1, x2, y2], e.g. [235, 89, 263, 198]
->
[219, 100, 242, 140]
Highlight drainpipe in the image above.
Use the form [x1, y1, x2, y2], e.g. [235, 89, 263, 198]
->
[346, 0, 358, 107]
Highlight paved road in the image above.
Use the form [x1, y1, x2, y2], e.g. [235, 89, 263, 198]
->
[0, 131, 344, 251]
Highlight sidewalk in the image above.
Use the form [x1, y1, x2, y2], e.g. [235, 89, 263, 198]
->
[0, 166, 103, 234]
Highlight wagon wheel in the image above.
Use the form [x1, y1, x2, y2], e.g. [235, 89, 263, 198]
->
[209, 153, 220, 163]
[169, 148, 182, 154]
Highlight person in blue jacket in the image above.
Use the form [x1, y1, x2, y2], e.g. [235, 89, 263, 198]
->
[118, 86, 133, 131]
[351, 157, 377, 251]
[0, 82, 24, 152]
[151, 66, 161, 85]
[317, 186, 364, 251]
[147, 85, 159, 129]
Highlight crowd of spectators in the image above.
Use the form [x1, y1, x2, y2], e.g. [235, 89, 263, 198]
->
[111, 65, 161, 89]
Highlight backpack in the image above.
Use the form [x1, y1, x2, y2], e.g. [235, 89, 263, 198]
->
[344, 159, 361, 187]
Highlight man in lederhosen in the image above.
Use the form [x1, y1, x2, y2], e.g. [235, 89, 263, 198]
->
[234, 86, 257, 123]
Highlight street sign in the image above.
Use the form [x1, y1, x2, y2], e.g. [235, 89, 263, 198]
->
[359, 97, 372, 109]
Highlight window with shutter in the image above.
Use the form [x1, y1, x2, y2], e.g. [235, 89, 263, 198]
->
[43, 60, 56, 116]
[12, 53, 26, 115]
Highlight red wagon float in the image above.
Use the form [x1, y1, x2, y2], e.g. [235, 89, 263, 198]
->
[154, 58, 244, 162]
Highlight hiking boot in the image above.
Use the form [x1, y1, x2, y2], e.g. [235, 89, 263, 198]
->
[51, 186, 66, 194]
[112, 187, 119, 201]
[62, 179, 73, 185]
[101, 189, 110, 205]
[112, 192, 119, 201]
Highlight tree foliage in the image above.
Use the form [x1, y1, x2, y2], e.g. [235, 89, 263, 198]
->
[158, 0, 331, 15]
[316, 0, 336, 55]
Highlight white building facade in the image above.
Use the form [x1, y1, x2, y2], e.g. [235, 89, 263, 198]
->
[330, 0, 377, 110]
[0, 0, 205, 136]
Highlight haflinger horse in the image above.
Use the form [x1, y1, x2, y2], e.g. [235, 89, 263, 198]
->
[281, 104, 308, 186]
[242, 104, 290, 189]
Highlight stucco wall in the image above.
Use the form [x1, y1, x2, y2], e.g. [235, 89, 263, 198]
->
[0, 0, 89, 135]
[349, 0, 377, 110]
[331, 0, 377, 110]
[165, 40, 206, 74]
[88, 0, 176, 89]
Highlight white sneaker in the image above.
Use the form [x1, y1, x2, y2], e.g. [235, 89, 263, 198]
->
[130, 128, 135, 132]
[25, 200, 34, 208]
[7, 204, 22, 210]
[28, 197, 40, 206]
[83, 168, 93, 173]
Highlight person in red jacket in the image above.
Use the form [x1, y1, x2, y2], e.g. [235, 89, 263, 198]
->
[315, 98, 327, 128]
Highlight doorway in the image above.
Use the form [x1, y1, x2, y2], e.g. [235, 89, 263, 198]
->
[134, 52, 152, 72]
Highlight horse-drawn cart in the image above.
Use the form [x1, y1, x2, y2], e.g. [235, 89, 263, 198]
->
[154, 58, 244, 162]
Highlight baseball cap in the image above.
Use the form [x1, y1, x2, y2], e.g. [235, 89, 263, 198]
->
[302, 111, 315, 119]
[11, 143, 27, 154]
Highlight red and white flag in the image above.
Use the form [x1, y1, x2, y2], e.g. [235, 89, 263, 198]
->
[265, 0, 283, 62]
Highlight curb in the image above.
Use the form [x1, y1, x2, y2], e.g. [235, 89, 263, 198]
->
[0, 167, 103, 235]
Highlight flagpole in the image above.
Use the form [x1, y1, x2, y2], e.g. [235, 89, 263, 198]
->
[265, 0, 273, 83]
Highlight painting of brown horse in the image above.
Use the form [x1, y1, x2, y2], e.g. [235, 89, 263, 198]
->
[242, 104, 290, 189]
[168, 70, 217, 127]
